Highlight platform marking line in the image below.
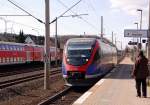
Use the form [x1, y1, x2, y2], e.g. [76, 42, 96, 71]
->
[111, 68, 117, 73]
[74, 91, 92, 104]
[105, 73, 111, 78]
[96, 79, 105, 86]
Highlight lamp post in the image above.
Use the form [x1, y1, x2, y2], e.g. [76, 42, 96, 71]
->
[112, 31, 114, 44]
[134, 22, 139, 30]
[101, 16, 103, 37]
[134, 22, 139, 43]
[148, 0, 150, 60]
[137, 9, 143, 43]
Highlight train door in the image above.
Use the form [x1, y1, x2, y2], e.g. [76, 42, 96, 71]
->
[7, 44, 13, 64]
[27, 51, 30, 61]
[25, 45, 33, 62]
[15, 45, 20, 64]
[33, 46, 40, 61]
[19, 45, 25, 63]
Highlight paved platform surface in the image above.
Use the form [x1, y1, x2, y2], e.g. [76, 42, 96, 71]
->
[73, 57, 150, 105]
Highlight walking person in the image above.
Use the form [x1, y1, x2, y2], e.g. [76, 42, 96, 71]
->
[131, 51, 149, 98]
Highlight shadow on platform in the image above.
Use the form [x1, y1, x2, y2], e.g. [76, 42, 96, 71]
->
[104, 64, 133, 80]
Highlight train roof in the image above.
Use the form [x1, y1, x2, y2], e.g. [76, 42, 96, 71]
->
[0, 41, 42, 48]
[0, 41, 25, 46]
[67, 38, 96, 44]
[99, 38, 116, 47]
[66, 37, 117, 49]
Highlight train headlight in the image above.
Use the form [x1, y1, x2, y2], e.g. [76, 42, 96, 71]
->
[67, 59, 70, 62]
[86, 59, 89, 62]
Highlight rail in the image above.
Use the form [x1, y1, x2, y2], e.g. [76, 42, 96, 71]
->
[0, 69, 61, 89]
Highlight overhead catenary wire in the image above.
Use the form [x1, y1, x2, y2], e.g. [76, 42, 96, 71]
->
[0, 15, 30, 16]
[6, 0, 99, 33]
[83, 0, 99, 21]
[0, 17, 43, 32]
[50, 0, 82, 24]
[7, 0, 45, 24]
[56, 0, 99, 32]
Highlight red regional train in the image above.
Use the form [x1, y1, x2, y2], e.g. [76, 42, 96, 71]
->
[0, 41, 61, 65]
[62, 38, 118, 86]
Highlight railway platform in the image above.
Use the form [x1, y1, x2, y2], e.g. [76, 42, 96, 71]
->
[73, 57, 150, 105]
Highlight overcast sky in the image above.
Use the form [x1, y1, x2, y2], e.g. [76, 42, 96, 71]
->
[0, 0, 149, 49]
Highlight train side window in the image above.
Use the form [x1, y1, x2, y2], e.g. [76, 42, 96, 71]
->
[0, 45, 2, 50]
[2, 45, 5, 50]
[10, 45, 12, 50]
[19, 47, 21, 51]
[17, 46, 19, 51]
[12, 46, 14, 50]
[1, 45, 2, 50]
[1, 45, 4, 50]
[16, 46, 19, 51]
[14, 46, 16, 51]
[15, 46, 17, 51]
[7, 45, 10, 50]
[4, 45, 6, 50]
[9, 45, 11, 50]
[5, 45, 7, 50]
[6, 45, 10, 50]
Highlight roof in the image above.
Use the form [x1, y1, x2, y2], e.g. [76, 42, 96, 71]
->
[67, 38, 96, 43]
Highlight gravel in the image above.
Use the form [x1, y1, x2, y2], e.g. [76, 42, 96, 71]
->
[0, 74, 65, 105]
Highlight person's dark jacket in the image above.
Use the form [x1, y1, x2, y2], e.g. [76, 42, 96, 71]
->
[132, 56, 149, 79]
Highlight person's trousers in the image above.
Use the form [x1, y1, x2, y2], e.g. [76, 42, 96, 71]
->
[135, 78, 147, 97]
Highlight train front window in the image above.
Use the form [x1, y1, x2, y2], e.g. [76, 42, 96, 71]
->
[66, 43, 93, 66]
[67, 49, 91, 58]
[67, 43, 92, 58]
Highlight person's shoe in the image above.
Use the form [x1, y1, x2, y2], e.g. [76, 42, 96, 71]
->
[142, 96, 147, 98]
[136, 95, 141, 97]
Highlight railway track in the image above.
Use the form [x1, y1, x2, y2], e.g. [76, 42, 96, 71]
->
[0, 63, 61, 77]
[37, 63, 124, 105]
[0, 69, 61, 89]
[38, 86, 90, 105]
[0, 67, 43, 77]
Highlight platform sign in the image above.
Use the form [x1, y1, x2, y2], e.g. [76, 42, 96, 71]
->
[124, 29, 148, 38]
